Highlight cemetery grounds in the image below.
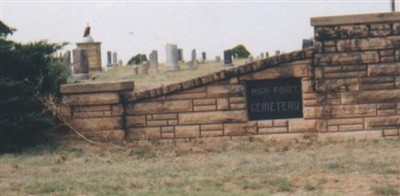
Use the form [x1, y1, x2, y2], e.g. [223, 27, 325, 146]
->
[1, 61, 399, 195]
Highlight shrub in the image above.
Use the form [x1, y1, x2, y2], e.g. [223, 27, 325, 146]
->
[231, 44, 251, 58]
[0, 21, 69, 153]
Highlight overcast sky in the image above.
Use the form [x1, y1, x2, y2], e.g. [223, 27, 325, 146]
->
[1, 0, 397, 66]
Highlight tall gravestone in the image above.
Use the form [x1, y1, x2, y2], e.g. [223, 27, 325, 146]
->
[215, 56, 221, 63]
[201, 52, 206, 63]
[275, 50, 280, 55]
[141, 54, 149, 75]
[149, 50, 158, 72]
[72, 48, 89, 79]
[165, 44, 179, 71]
[177, 48, 183, 62]
[106, 51, 112, 67]
[190, 49, 198, 69]
[224, 50, 233, 66]
[260, 52, 264, 59]
[112, 52, 118, 66]
[62, 50, 71, 68]
[265, 52, 269, 58]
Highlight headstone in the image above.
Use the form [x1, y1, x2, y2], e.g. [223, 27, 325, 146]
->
[201, 52, 206, 63]
[177, 48, 183, 61]
[275, 50, 280, 55]
[224, 50, 233, 66]
[62, 50, 71, 68]
[142, 61, 150, 75]
[189, 49, 198, 69]
[118, 60, 123, 66]
[149, 50, 158, 72]
[265, 52, 269, 58]
[248, 55, 254, 62]
[260, 53, 264, 59]
[112, 52, 118, 66]
[165, 44, 180, 71]
[140, 54, 148, 63]
[106, 51, 112, 67]
[215, 56, 221, 63]
[133, 65, 139, 76]
[302, 39, 314, 49]
[72, 48, 89, 79]
[235, 53, 239, 60]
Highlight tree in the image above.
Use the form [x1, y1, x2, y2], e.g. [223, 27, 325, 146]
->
[231, 44, 251, 59]
[0, 21, 69, 153]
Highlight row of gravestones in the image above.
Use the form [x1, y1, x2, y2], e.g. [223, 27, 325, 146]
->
[106, 51, 123, 67]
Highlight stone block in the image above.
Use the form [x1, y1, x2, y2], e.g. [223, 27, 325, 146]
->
[152, 113, 178, 120]
[63, 92, 120, 106]
[224, 122, 257, 136]
[258, 120, 273, 128]
[258, 127, 288, 134]
[315, 78, 359, 92]
[127, 100, 192, 114]
[72, 117, 122, 130]
[201, 124, 223, 131]
[217, 98, 229, 110]
[305, 104, 376, 118]
[302, 79, 314, 93]
[193, 98, 216, 106]
[179, 110, 247, 125]
[230, 103, 246, 110]
[126, 115, 146, 127]
[182, 86, 206, 93]
[162, 132, 175, 139]
[274, 120, 288, 127]
[394, 23, 400, 34]
[166, 92, 207, 100]
[339, 124, 364, 131]
[370, 30, 392, 37]
[328, 126, 339, 132]
[111, 105, 124, 116]
[324, 71, 367, 79]
[229, 97, 246, 104]
[207, 84, 245, 98]
[161, 126, 174, 133]
[339, 25, 369, 38]
[377, 103, 396, 110]
[365, 116, 400, 129]
[73, 111, 112, 118]
[127, 127, 161, 140]
[241, 62, 308, 80]
[383, 129, 399, 136]
[288, 119, 324, 132]
[60, 80, 134, 94]
[318, 130, 383, 142]
[380, 49, 395, 57]
[194, 105, 216, 112]
[315, 26, 339, 40]
[175, 125, 200, 138]
[342, 65, 367, 72]
[368, 62, 400, 76]
[397, 76, 400, 88]
[74, 105, 110, 112]
[201, 130, 223, 137]
[168, 120, 178, 125]
[370, 23, 391, 30]
[315, 51, 379, 66]
[328, 118, 364, 126]
[341, 89, 400, 104]
[377, 109, 397, 116]
[147, 120, 168, 126]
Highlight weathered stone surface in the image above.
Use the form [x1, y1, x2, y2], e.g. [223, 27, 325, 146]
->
[337, 36, 400, 52]
[229, 97, 246, 104]
[207, 85, 245, 98]
[339, 25, 369, 38]
[179, 110, 247, 125]
[230, 103, 246, 110]
[315, 51, 379, 65]
[152, 113, 178, 120]
[377, 109, 397, 116]
[63, 93, 120, 106]
[315, 78, 359, 92]
[217, 98, 229, 110]
[377, 103, 397, 110]
[194, 105, 216, 112]
[318, 130, 383, 142]
[258, 127, 288, 134]
[288, 119, 323, 132]
[274, 120, 288, 127]
[383, 129, 399, 136]
[341, 89, 400, 104]
[101, 129, 125, 142]
[127, 100, 193, 114]
[168, 120, 178, 125]
[368, 62, 400, 76]
[360, 77, 395, 90]
[161, 126, 174, 133]
[304, 104, 376, 118]
[127, 127, 161, 140]
[397, 76, 400, 88]
[311, 12, 400, 26]
[201, 124, 223, 131]
[328, 118, 364, 126]
[339, 124, 364, 131]
[365, 116, 400, 129]
[324, 71, 367, 79]
[201, 130, 223, 137]
[315, 26, 339, 40]
[175, 125, 200, 138]
[257, 120, 273, 128]
[73, 111, 112, 118]
[162, 132, 175, 139]
[224, 122, 257, 136]
[193, 99, 216, 106]
[126, 115, 146, 127]
[72, 117, 122, 130]
[74, 105, 110, 112]
[394, 23, 400, 34]
[370, 30, 391, 37]
[147, 120, 168, 126]
[328, 126, 339, 132]
[166, 92, 207, 100]
[241, 62, 308, 80]
[61, 80, 134, 94]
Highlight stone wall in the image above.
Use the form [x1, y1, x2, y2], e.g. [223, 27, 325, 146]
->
[61, 12, 400, 142]
[60, 81, 134, 142]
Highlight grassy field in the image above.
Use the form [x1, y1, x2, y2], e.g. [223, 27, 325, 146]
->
[1, 137, 399, 195]
[79, 59, 247, 91]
